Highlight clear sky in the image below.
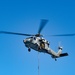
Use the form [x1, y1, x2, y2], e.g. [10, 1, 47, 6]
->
[0, 0, 75, 75]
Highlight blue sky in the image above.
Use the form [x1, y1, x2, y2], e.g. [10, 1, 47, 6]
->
[0, 0, 75, 75]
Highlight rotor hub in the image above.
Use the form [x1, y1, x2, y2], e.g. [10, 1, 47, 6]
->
[35, 34, 43, 37]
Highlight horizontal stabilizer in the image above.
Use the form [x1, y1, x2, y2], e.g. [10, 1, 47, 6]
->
[60, 53, 68, 57]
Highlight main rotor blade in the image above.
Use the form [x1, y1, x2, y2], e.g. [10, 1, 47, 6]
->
[38, 19, 48, 34]
[0, 31, 34, 36]
[51, 33, 75, 36]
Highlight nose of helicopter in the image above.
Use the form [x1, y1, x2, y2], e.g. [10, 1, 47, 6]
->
[23, 39, 31, 48]
[23, 39, 31, 44]
[23, 39, 26, 43]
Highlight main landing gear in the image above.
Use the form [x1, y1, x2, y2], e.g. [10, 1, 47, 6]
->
[28, 48, 31, 52]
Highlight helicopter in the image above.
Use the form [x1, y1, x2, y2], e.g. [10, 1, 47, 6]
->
[0, 19, 71, 61]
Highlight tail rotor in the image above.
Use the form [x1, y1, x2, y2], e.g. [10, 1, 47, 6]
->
[58, 41, 63, 50]
[57, 42, 63, 55]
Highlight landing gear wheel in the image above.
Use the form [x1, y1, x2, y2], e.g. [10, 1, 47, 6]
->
[55, 58, 57, 61]
[28, 48, 31, 52]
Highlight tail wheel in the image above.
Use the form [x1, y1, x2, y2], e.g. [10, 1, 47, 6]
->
[55, 58, 57, 61]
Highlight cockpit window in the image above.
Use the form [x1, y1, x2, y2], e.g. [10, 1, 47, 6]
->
[34, 37, 36, 40]
[30, 37, 33, 38]
[30, 37, 36, 40]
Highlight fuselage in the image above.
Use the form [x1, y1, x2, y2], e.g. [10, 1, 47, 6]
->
[23, 36, 50, 53]
[23, 36, 68, 61]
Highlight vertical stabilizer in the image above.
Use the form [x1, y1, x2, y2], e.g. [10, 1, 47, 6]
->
[57, 47, 63, 55]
